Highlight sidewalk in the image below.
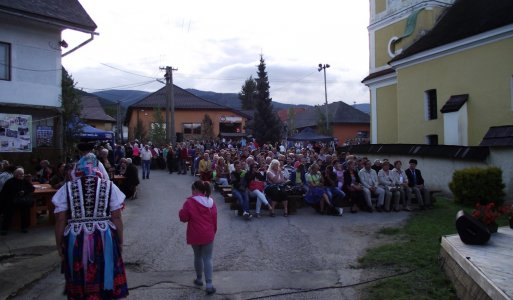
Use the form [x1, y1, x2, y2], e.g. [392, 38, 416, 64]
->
[0, 224, 59, 299]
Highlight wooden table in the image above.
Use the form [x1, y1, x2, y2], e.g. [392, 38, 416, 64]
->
[31, 183, 57, 226]
[112, 175, 126, 187]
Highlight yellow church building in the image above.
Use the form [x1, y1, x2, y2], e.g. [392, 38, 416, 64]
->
[362, 0, 513, 146]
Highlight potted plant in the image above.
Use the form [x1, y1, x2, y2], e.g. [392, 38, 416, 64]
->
[471, 202, 502, 233]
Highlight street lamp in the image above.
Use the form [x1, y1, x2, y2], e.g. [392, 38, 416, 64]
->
[318, 63, 330, 132]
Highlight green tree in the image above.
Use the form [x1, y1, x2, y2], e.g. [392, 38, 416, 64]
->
[238, 76, 257, 110]
[103, 105, 117, 119]
[61, 68, 83, 160]
[133, 118, 146, 142]
[201, 114, 215, 140]
[149, 107, 166, 146]
[315, 105, 332, 136]
[286, 107, 296, 135]
[253, 55, 283, 144]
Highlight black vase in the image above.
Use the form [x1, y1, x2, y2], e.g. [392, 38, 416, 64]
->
[487, 222, 499, 233]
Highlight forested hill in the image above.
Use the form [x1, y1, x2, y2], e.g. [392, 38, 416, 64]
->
[91, 88, 369, 114]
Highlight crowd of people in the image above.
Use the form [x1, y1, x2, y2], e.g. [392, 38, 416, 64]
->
[0, 142, 139, 235]
[119, 138, 432, 219]
[0, 137, 435, 298]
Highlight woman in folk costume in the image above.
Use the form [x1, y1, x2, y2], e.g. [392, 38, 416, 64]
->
[52, 147, 128, 300]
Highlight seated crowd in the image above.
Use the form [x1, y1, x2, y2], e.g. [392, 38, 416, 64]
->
[162, 139, 434, 220]
[0, 142, 140, 235]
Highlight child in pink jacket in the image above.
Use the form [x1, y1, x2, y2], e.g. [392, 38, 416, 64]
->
[179, 180, 218, 295]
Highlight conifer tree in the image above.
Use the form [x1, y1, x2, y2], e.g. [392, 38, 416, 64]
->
[253, 55, 283, 144]
[238, 76, 257, 110]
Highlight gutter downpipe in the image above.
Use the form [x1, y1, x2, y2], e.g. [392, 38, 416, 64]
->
[62, 32, 98, 57]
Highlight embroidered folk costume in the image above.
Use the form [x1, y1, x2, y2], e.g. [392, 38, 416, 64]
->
[52, 153, 128, 299]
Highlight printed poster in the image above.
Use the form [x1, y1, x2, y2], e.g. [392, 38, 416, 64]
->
[36, 125, 53, 147]
[0, 113, 32, 152]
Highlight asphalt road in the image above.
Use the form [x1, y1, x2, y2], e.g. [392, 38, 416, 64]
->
[12, 169, 411, 299]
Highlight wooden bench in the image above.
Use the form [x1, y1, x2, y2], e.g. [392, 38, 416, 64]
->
[409, 189, 442, 204]
[229, 193, 300, 215]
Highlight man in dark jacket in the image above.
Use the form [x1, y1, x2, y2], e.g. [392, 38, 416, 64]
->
[1, 167, 35, 234]
[121, 158, 139, 199]
[405, 159, 431, 209]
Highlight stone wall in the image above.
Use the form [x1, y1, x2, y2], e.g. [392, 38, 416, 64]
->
[347, 147, 513, 201]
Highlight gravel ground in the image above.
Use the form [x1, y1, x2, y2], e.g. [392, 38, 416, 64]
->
[11, 169, 410, 299]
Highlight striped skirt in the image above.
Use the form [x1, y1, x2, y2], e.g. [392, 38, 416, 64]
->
[61, 229, 128, 299]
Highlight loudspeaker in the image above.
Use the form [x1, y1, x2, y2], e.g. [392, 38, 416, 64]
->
[455, 210, 490, 245]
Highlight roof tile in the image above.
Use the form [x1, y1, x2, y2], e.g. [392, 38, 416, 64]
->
[390, 0, 513, 63]
[80, 95, 116, 122]
[440, 94, 468, 113]
[0, 0, 96, 31]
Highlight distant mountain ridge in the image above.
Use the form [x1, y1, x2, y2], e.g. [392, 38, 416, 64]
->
[185, 88, 313, 111]
[92, 88, 370, 116]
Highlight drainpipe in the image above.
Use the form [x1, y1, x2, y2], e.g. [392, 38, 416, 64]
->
[62, 32, 98, 57]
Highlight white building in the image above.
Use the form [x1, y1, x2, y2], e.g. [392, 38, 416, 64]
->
[0, 0, 96, 158]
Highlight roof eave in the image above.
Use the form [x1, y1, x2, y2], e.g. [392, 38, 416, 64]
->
[389, 23, 513, 69]
[0, 7, 97, 34]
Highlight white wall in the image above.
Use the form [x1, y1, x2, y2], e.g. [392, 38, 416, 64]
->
[0, 16, 62, 108]
[356, 147, 513, 201]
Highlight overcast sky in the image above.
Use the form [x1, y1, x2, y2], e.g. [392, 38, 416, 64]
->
[62, 0, 370, 106]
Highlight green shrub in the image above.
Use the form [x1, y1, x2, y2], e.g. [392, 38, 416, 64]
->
[449, 167, 505, 206]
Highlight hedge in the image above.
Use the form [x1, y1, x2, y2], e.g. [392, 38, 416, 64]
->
[448, 166, 505, 206]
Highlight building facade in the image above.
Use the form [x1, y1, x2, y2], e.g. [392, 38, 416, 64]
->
[0, 0, 96, 160]
[126, 85, 249, 144]
[363, 0, 513, 146]
[290, 101, 370, 146]
[79, 94, 116, 131]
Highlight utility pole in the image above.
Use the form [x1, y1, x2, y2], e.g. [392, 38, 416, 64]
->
[318, 63, 330, 132]
[161, 66, 177, 145]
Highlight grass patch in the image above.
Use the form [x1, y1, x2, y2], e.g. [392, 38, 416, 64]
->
[359, 198, 475, 300]
[376, 227, 402, 235]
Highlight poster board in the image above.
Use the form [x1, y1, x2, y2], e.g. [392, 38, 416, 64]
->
[0, 113, 32, 152]
[36, 125, 53, 147]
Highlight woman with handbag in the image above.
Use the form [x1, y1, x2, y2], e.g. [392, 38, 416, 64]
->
[266, 159, 289, 217]
[304, 163, 333, 214]
[0, 167, 35, 234]
[245, 163, 273, 218]
[378, 160, 401, 212]
[342, 160, 366, 213]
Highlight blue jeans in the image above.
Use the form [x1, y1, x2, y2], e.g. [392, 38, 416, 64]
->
[249, 189, 269, 213]
[216, 177, 229, 186]
[326, 187, 345, 205]
[192, 242, 214, 286]
[142, 159, 150, 178]
[232, 188, 249, 212]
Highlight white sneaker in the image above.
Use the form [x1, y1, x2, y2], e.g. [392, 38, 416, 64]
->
[337, 208, 344, 216]
[243, 212, 252, 219]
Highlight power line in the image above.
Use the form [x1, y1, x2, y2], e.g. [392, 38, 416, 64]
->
[0, 62, 61, 72]
[272, 71, 317, 92]
[78, 79, 157, 92]
[99, 62, 159, 79]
